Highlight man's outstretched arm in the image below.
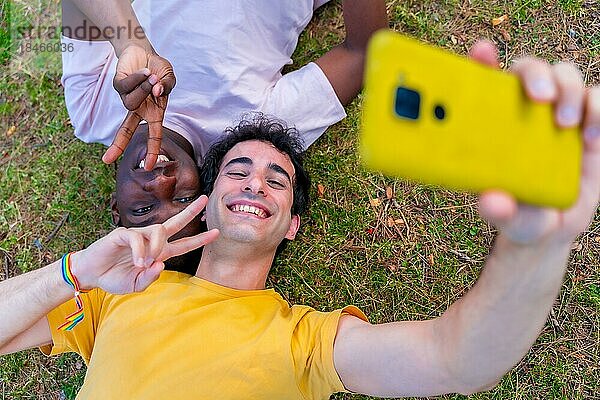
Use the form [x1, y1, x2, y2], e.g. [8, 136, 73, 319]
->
[0, 197, 218, 356]
[333, 45, 600, 397]
[314, 0, 388, 105]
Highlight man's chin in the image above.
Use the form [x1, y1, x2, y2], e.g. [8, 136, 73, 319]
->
[163, 248, 202, 275]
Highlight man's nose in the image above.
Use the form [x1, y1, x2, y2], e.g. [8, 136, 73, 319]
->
[243, 175, 266, 196]
[143, 172, 177, 198]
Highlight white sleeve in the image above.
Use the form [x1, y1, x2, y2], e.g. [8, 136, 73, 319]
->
[261, 62, 346, 149]
[61, 36, 127, 146]
[313, 0, 332, 10]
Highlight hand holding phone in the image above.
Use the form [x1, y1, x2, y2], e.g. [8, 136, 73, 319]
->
[361, 31, 582, 209]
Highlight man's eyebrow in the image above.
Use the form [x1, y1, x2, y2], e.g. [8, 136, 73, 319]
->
[268, 163, 291, 183]
[223, 157, 252, 168]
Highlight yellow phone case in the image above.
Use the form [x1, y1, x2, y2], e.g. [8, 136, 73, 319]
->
[361, 30, 582, 209]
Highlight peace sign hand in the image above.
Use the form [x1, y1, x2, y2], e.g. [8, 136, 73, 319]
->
[71, 196, 218, 294]
[102, 44, 176, 171]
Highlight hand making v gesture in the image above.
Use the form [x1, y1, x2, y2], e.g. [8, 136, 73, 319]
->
[72, 195, 218, 294]
[102, 44, 176, 171]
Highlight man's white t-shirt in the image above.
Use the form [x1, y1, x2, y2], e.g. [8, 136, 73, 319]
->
[61, 0, 346, 161]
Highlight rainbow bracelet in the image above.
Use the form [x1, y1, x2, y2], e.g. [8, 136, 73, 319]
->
[58, 252, 88, 331]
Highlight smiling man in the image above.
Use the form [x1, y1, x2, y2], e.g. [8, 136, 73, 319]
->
[1, 45, 599, 398]
[61, 0, 387, 247]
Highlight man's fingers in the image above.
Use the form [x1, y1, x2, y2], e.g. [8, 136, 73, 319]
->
[563, 86, 600, 230]
[147, 54, 176, 96]
[479, 191, 560, 244]
[157, 72, 176, 96]
[143, 225, 168, 267]
[162, 196, 209, 235]
[102, 112, 142, 164]
[468, 40, 499, 68]
[113, 68, 151, 94]
[511, 57, 557, 102]
[478, 191, 518, 228]
[112, 228, 147, 268]
[133, 261, 165, 292]
[120, 76, 156, 111]
[584, 87, 600, 145]
[166, 229, 220, 258]
[152, 84, 164, 97]
[551, 62, 585, 128]
[144, 118, 164, 171]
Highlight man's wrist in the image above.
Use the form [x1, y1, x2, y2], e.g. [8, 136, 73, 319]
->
[68, 250, 97, 291]
[114, 39, 154, 58]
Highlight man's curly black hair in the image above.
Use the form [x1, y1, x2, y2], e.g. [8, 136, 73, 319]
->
[200, 113, 311, 218]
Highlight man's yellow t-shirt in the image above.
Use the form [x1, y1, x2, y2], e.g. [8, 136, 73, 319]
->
[43, 271, 366, 399]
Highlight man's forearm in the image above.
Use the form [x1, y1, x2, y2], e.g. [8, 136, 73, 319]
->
[437, 235, 572, 392]
[0, 260, 72, 352]
[314, 0, 387, 105]
[341, 0, 388, 51]
[65, 0, 152, 56]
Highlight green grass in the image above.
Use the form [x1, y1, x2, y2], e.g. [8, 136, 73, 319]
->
[558, 0, 583, 14]
[1, 0, 599, 399]
[0, 0, 11, 65]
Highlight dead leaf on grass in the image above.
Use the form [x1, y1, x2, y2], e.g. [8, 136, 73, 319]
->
[428, 254, 435, 266]
[499, 28, 511, 42]
[370, 198, 381, 207]
[317, 184, 325, 198]
[492, 15, 508, 26]
[385, 186, 393, 200]
[5, 125, 16, 137]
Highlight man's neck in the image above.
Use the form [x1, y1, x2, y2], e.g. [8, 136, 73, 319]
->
[195, 242, 275, 290]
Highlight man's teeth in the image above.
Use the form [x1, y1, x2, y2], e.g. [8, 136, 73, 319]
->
[138, 154, 170, 169]
[231, 204, 267, 218]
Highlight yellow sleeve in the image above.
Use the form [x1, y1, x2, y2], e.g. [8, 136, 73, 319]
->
[291, 305, 367, 400]
[39, 288, 106, 364]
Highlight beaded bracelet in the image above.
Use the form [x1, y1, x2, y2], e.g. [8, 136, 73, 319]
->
[58, 252, 89, 331]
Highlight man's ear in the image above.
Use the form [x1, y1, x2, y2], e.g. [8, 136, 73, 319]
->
[285, 214, 300, 240]
[110, 193, 121, 226]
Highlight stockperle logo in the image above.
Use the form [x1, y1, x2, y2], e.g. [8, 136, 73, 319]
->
[0, 0, 11, 64]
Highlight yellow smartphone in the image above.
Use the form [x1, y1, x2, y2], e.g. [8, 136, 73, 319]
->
[360, 30, 582, 209]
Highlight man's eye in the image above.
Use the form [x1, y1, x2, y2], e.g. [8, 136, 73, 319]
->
[175, 196, 196, 204]
[267, 180, 285, 188]
[227, 171, 247, 178]
[132, 205, 153, 216]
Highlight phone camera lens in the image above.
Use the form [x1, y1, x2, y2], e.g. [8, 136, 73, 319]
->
[394, 87, 420, 120]
[434, 105, 446, 120]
